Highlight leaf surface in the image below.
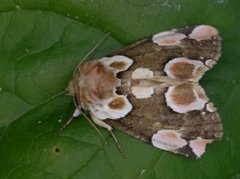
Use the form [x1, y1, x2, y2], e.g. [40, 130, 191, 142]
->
[0, 1, 240, 178]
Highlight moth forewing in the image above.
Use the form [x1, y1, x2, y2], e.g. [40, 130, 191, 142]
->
[69, 25, 223, 159]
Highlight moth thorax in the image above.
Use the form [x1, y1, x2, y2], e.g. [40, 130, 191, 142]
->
[73, 61, 118, 109]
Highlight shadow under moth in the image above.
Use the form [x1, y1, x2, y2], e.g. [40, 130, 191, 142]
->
[67, 25, 223, 159]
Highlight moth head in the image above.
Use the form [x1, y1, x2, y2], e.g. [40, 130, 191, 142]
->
[67, 80, 75, 96]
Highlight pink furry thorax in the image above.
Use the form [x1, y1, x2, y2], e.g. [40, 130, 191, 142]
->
[77, 61, 118, 107]
[71, 56, 133, 119]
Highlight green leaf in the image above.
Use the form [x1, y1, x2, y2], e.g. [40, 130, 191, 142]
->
[0, 0, 240, 178]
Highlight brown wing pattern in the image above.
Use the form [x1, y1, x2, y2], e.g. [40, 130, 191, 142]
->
[105, 25, 222, 158]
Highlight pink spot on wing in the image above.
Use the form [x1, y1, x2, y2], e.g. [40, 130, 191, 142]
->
[189, 137, 213, 158]
[165, 85, 208, 113]
[152, 130, 187, 151]
[189, 25, 218, 41]
[152, 31, 186, 46]
[164, 57, 205, 81]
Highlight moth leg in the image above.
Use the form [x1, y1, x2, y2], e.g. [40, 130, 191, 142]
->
[58, 108, 107, 144]
[91, 113, 126, 157]
[81, 111, 107, 143]
[58, 108, 81, 133]
[91, 113, 112, 131]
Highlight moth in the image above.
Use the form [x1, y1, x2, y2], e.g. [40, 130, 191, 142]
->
[67, 25, 223, 159]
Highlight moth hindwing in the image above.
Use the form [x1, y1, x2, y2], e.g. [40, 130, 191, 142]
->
[69, 25, 223, 159]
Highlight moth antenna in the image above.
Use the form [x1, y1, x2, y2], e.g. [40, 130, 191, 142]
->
[80, 110, 107, 144]
[39, 90, 67, 108]
[40, 90, 75, 134]
[109, 130, 127, 158]
[73, 32, 111, 76]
